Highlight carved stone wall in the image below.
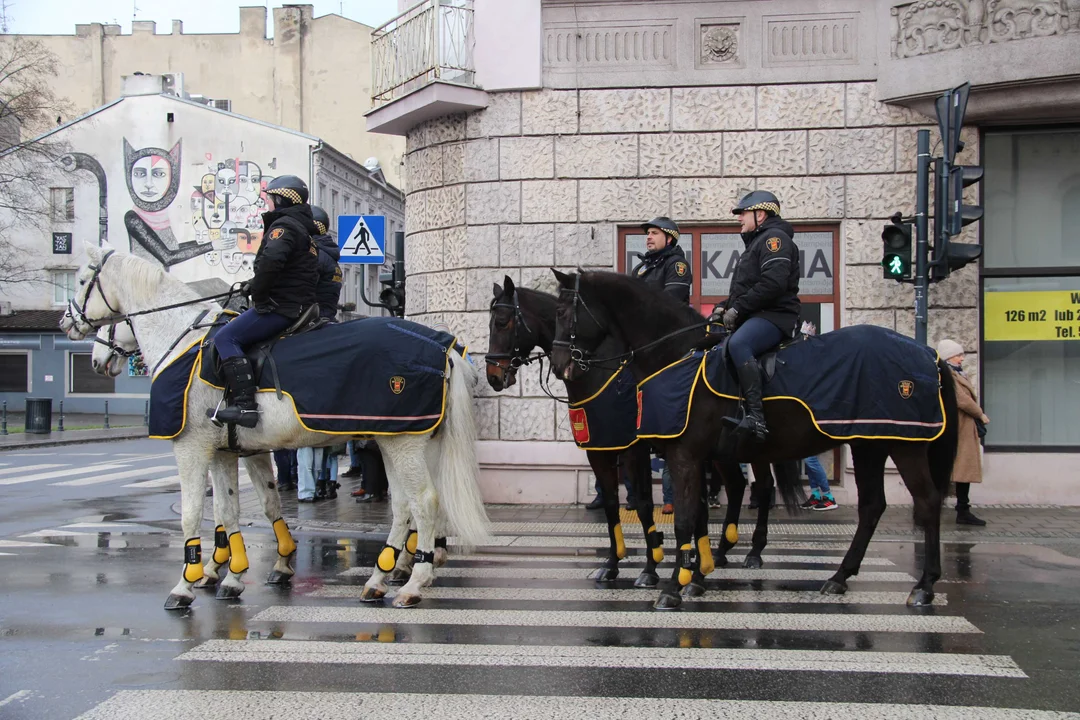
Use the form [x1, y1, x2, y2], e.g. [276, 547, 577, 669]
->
[401, 80, 980, 444]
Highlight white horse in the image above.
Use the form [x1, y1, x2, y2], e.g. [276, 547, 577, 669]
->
[64, 243, 491, 609]
[91, 322, 297, 590]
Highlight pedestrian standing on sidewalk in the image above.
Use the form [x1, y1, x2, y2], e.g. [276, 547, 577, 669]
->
[801, 454, 839, 511]
[937, 338, 988, 526]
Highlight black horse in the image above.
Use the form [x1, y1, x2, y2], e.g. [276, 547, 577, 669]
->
[486, 276, 798, 588]
[549, 270, 959, 611]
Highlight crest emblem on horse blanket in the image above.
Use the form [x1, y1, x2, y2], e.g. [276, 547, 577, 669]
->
[149, 317, 466, 439]
[565, 361, 639, 451]
[636, 325, 945, 442]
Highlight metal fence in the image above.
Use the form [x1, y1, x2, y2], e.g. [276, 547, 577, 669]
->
[371, 0, 476, 105]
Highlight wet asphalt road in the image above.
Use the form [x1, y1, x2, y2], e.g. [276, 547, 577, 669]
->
[1, 440, 1080, 719]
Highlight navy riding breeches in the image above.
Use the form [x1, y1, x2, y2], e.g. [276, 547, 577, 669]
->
[727, 316, 784, 367]
[213, 308, 293, 360]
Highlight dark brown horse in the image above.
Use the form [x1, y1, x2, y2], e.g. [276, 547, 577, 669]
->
[486, 276, 797, 589]
[549, 270, 959, 611]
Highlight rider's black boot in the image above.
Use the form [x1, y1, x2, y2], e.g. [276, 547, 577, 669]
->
[211, 357, 260, 429]
[735, 360, 768, 443]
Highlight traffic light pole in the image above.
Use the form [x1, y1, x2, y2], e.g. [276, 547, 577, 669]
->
[913, 129, 931, 346]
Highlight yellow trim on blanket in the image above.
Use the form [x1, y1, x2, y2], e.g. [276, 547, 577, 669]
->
[698, 351, 947, 443]
[147, 337, 206, 441]
[568, 360, 639, 452]
[636, 354, 703, 441]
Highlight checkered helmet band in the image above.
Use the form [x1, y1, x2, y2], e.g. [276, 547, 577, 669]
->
[267, 187, 303, 205]
[745, 202, 781, 216]
[314, 220, 328, 235]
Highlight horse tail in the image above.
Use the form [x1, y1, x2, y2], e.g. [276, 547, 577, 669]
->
[773, 459, 805, 514]
[431, 352, 492, 551]
[928, 359, 959, 503]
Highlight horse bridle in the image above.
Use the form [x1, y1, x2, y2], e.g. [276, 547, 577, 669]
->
[552, 273, 610, 373]
[485, 292, 543, 372]
[92, 320, 138, 359]
[65, 249, 122, 332]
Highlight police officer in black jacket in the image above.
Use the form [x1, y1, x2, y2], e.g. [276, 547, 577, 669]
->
[710, 191, 801, 443]
[631, 217, 692, 303]
[310, 205, 343, 321]
[211, 174, 319, 428]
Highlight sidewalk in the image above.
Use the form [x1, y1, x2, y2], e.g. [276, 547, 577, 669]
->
[0, 413, 146, 450]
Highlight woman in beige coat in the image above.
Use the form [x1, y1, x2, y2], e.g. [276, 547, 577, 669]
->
[937, 339, 988, 526]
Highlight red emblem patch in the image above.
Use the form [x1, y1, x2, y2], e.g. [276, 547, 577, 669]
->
[390, 376, 406, 394]
[568, 408, 590, 445]
[898, 380, 914, 399]
[765, 237, 782, 253]
[269, 228, 284, 241]
[674, 261, 688, 277]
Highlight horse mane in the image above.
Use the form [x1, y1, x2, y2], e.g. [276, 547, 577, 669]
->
[515, 285, 557, 315]
[580, 271, 704, 328]
[111, 251, 198, 307]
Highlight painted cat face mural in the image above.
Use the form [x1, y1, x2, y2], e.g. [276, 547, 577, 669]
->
[124, 138, 181, 212]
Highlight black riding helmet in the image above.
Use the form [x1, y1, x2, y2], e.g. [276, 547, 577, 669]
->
[731, 191, 781, 217]
[265, 175, 309, 208]
[640, 216, 680, 244]
[310, 205, 330, 235]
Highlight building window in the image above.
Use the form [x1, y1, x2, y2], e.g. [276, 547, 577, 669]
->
[355, 200, 363, 215]
[331, 190, 339, 223]
[0, 353, 29, 392]
[343, 194, 351, 217]
[70, 353, 115, 394]
[318, 182, 327, 206]
[51, 270, 76, 305]
[50, 187, 74, 222]
[981, 128, 1080, 449]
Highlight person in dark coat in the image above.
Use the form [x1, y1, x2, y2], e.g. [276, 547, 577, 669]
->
[211, 174, 318, 428]
[310, 205, 343, 321]
[630, 216, 692, 303]
[710, 191, 801, 443]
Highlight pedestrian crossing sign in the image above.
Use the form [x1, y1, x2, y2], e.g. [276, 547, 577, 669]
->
[337, 215, 386, 264]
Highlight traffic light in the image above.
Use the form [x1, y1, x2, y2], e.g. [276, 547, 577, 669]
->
[881, 214, 913, 280]
[379, 269, 406, 317]
[931, 163, 984, 281]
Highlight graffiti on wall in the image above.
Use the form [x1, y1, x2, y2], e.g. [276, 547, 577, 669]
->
[190, 154, 277, 275]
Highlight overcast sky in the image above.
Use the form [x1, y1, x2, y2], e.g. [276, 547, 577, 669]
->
[4, 0, 401, 35]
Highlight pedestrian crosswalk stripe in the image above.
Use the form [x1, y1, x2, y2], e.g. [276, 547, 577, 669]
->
[0, 463, 66, 478]
[252, 606, 980, 634]
[463, 536, 862, 550]
[0, 464, 130, 486]
[51, 465, 177, 487]
[339, 566, 916, 582]
[447, 553, 895, 566]
[0, 540, 57, 548]
[72, 692, 1076, 720]
[124, 475, 180, 488]
[309, 586, 946, 605]
[489, 521, 862, 535]
[179, 639, 1020, 677]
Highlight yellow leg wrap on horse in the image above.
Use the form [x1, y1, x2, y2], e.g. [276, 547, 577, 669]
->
[647, 525, 664, 564]
[272, 518, 297, 558]
[697, 535, 715, 576]
[613, 524, 626, 559]
[377, 546, 398, 572]
[228, 532, 249, 574]
[212, 526, 230, 565]
[725, 523, 739, 545]
[678, 543, 693, 586]
[183, 538, 204, 583]
[405, 531, 418, 555]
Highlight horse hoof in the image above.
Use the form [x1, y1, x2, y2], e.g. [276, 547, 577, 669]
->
[392, 592, 422, 608]
[907, 588, 935, 607]
[386, 568, 411, 586]
[359, 585, 386, 603]
[193, 575, 218, 590]
[589, 567, 619, 583]
[820, 579, 848, 596]
[216, 581, 245, 600]
[265, 570, 293, 586]
[715, 555, 729, 568]
[743, 555, 763, 570]
[653, 592, 682, 611]
[164, 593, 194, 610]
[680, 582, 706, 598]
[633, 571, 659, 588]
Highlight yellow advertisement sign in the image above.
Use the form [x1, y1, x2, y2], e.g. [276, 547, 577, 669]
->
[984, 290, 1080, 341]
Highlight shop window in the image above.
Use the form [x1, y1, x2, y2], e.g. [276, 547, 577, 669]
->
[0, 353, 29, 392]
[50, 187, 74, 222]
[70, 353, 114, 394]
[51, 270, 77, 305]
[982, 128, 1080, 449]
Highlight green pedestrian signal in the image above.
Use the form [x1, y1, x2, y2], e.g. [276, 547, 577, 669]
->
[881, 217, 913, 281]
[886, 254, 906, 276]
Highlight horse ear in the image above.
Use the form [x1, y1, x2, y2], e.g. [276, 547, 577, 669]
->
[551, 268, 571, 287]
[491, 282, 502, 299]
[503, 275, 516, 295]
[83, 241, 100, 262]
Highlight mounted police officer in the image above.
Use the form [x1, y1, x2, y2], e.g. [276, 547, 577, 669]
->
[310, 205, 343, 322]
[631, 217, 692, 303]
[211, 174, 319, 428]
[710, 191, 801, 443]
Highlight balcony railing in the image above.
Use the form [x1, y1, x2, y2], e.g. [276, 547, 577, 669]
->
[371, 0, 476, 106]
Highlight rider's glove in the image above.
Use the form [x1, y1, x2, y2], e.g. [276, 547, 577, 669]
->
[722, 307, 739, 328]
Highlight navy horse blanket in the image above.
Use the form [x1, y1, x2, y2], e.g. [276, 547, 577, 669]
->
[567, 361, 639, 452]
[637, 325, 945, 442]
[150, 317, 465, 439]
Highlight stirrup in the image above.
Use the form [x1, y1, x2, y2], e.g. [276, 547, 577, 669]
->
[735, 417, 768, 443]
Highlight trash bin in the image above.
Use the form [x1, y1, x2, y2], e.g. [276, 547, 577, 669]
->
[24, 397, 52, 434]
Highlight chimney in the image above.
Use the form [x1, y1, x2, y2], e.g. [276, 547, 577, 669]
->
[240, 6, 267, 39]
[132, 20, 156, 34]
[171, 20, 183, 35]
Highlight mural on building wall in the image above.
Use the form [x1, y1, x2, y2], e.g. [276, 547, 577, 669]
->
[190, 155, 276, 275]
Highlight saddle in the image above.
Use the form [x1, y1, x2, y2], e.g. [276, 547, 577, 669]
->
[718, 333, 806, 384]
[202, 304, 328, 396]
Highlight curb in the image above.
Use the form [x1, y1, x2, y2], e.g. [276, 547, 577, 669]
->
[0, 427, 148, 451]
